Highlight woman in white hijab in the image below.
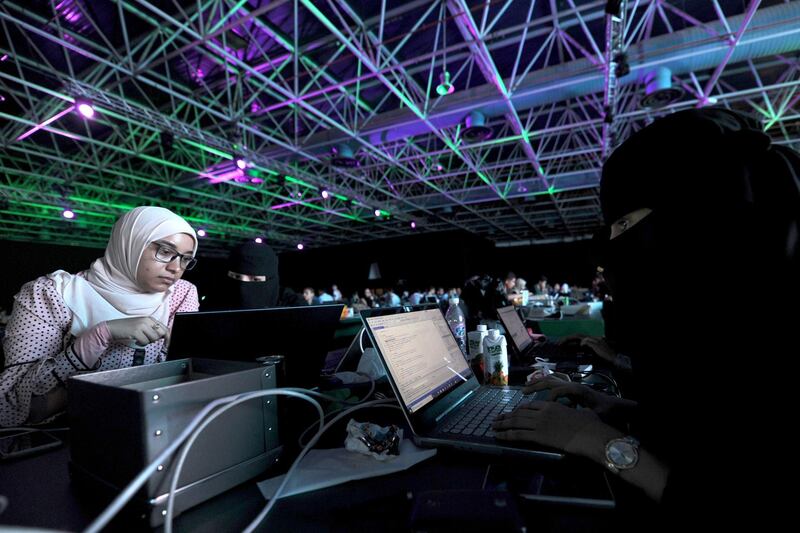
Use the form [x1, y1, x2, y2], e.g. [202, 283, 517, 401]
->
[0, 206, 200, 427]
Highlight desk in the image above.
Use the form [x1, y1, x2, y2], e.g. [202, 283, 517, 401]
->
[0, 434, 620, 532]
[528, 317, 605, 338]
[334, 316, 362, 340]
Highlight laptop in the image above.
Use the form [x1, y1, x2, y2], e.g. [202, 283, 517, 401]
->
[334, 303, 444, 373]
[361, 308, 563, 460]
[167, 305, 344, 388]
[496, 306, 560, 362]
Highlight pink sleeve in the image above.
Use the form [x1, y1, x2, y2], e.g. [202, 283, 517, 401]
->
[72, 321, 113, 368]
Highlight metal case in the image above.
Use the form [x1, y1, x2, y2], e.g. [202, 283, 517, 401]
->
[68, 358, 280, 527]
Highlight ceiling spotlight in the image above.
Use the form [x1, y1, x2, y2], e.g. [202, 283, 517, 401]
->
[297, 243, 304, 250]
[462, 110, 492, 142]
[410, 221, 416, 229]
[197, 229, 207, 237]
[254, 237, 263, 244]
[62, 209, 75, 219]
[236, 158, 248, 170]
[249, 176, 263, 184]
[330, 144, 360, 168]
[374, 209, 381, 217]
[75, 101, 95, 119]
[436, 71, 455, 96]
[0, 54, 8, 62]
[641, 67, 684, 109]
[321, 190, 330, 199]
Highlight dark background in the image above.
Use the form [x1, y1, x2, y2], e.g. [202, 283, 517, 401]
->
[0, 232, 597, 310]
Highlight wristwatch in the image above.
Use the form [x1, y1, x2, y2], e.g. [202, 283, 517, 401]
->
[604, 436, 639, 473]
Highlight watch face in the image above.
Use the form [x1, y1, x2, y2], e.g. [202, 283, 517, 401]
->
[608, 441, 637, 466]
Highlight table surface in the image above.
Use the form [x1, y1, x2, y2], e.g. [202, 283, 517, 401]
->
[0, 430, 624, 532]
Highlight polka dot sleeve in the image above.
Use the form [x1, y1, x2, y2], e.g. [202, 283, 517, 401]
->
[0, 277, 72, 427]
[0, 276, 200, 427]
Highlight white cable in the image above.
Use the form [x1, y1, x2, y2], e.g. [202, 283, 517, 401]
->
[0, 426, 70, 433]
[81, 389, 321, 533]
[290, 373, 378, 447]
[242, 400, 403, 533]
[164, 389, 324, 533]
[358, 326, 365, 353]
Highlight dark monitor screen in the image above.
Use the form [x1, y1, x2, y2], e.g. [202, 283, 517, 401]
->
[168, 305, 344, 387]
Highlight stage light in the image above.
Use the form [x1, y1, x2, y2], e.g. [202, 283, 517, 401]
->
[410, 221, 416, 229]
[197, 229, 207, 237]
[254, 237, 263, 244]
[62, 209, 75, 219]
[436, 71, 455, 96]
[236, 158, 248, 170]
[321, 190, 330, 199]
[297, 243, 304, 250]
[76, 101, 95, 119]
[374, 209, 381, 217]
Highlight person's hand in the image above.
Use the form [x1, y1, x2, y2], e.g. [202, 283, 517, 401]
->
[559, 334, 616, 364]
[106, 317, 169, 347]
[557, 333, 590, 346]
[493, 400, 609, 455]
[579, 336, 616, 364]
[524, 376, 623, 418]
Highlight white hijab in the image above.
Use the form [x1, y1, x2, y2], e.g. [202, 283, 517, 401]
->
[49, 206, 197, 336]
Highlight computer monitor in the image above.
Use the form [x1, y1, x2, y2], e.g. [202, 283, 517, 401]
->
[167, 305, 344, 387]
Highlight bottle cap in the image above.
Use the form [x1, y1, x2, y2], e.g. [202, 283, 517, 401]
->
[477, 324, 487, 332]
[488, 329, 500, 339]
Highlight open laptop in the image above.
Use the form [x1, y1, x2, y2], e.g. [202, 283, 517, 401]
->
[334, 303, 443, 373]
[167, 305, 344, 388]
[496, 306, 561, 362]
[362, 308, 563, 460]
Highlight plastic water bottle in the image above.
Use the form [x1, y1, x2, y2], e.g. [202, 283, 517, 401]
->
[445, 297, 467, 357]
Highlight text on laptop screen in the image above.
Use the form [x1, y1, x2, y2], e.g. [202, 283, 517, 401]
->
[498, 306, 532, 352]
[366, 309, 471, 413]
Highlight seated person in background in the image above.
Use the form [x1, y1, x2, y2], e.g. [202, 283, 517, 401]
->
[384, 286, 401, 307]
[0, 206, 199, 427]
[493, 108, 797, 526]
[533, 276, 551, 295]
[360, 287, 377, 308]
[318, 288, 334, 303]
[217, 240, 279, 309]
[515, 277, 527, 293]
[209, 240, 302, 309]
[302, 287, 318, 305]
[331, 284, 343, 302]
[502, 271, 518, 303]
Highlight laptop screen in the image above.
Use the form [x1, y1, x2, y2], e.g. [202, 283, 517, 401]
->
[365, 309, 471, 413]
[497, 306, 532, 353]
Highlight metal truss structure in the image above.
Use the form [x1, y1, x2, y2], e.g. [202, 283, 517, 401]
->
[1, 0, 799, 256]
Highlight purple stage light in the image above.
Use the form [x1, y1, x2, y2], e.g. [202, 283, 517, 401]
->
[77, 102, 95, 119]
[62, 209, 75, 219]
[410, 221, 416, 229]
[254, 237, 263, 244]
[236, 158, 247, 170]
[297, 243, 304, 250]
[197, 229, 207, 237]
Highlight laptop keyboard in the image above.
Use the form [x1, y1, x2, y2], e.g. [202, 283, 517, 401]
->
[440, 388, 525, 439]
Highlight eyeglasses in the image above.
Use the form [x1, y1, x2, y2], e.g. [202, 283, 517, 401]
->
[153, 244, 197, 270]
